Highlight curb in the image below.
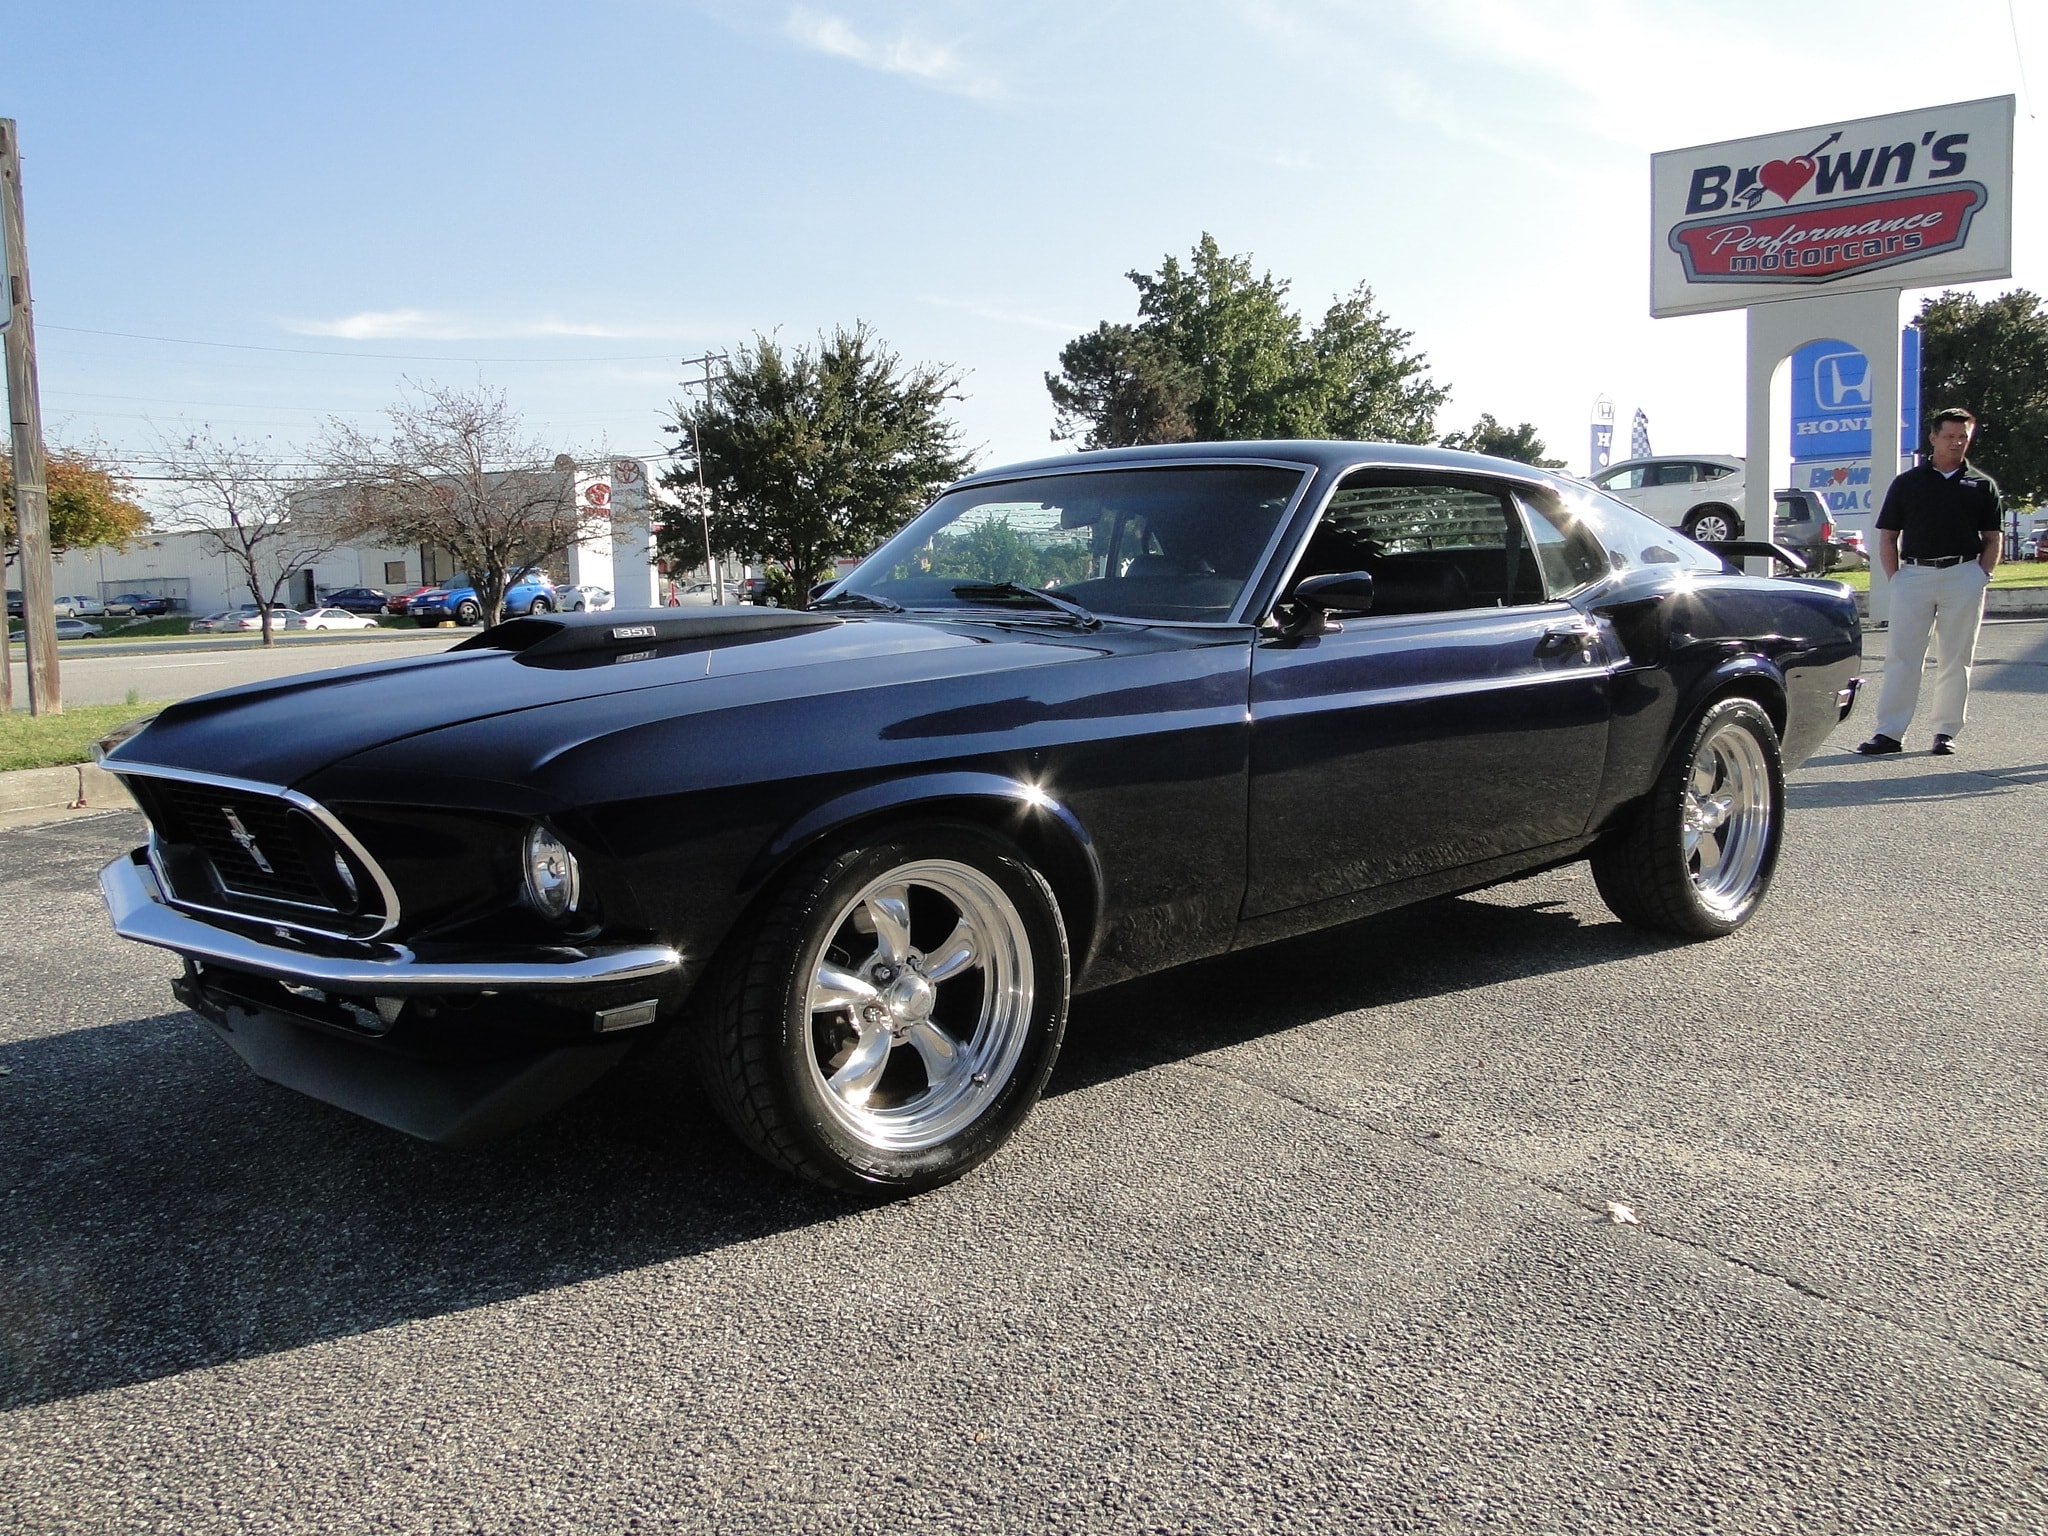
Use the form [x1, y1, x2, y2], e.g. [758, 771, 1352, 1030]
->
[1852, 590, 2048, 620]
[0, 762, 136, 822]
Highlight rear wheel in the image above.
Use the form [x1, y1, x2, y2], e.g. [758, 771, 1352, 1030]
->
[697, 823, 1068, 1192]
[529, 595, 553, 614]
[1591, 697, 1783, 938]
[1684, 507, 1741, 544]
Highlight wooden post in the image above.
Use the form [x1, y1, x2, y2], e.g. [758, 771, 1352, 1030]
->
[2, 118, 59, 714]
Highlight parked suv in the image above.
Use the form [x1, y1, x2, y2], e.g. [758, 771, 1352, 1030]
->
[410, 572, 556, 626]
[1770, 489, 1838, 574]
[1589, 455, 1748, 543]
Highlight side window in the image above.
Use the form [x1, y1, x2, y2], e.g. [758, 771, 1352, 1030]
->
[1651, 462, 1697, 486]
[1293, 477, 1543, 615]
[1596, 466, 1644, 491]
[1697, 462, 1734, 481]
[1517, 490, 1611, 596]
[1568, 486, 1723, 573]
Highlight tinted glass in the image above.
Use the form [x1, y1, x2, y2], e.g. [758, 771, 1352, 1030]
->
[1567, 486, 1724, 573]
[1517, 489, 1611, 595]
[843, 464, 1305, 621]
[1651, 463, 1698, 486]
[1290, 476, 1543, 614]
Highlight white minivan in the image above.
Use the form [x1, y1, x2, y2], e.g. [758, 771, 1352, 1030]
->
[1589, 455, 1748, 543]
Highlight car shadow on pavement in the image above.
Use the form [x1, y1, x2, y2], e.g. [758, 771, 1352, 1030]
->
[0, 887, 1664, 1413]
[1787, 760, 2048, 808]
[0, 1010, 856, 1413]
[1051, 888, 1671, 1100]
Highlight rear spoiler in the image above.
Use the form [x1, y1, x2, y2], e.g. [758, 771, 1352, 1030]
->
[1694, 540, 1811, 575]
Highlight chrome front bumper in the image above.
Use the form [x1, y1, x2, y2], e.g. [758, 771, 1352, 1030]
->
[100, 851, 681, 995]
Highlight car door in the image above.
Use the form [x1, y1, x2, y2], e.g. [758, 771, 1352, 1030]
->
[1245, 472, 1616, 921]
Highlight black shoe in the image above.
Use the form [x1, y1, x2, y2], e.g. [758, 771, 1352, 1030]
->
[1931, 734, 1956, 756]
[1855, 734, 1903, 755]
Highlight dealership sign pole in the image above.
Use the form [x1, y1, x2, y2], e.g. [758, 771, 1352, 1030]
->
[1652, 97, 2014, 623]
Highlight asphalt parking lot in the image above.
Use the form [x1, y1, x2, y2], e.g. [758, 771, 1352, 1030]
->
[3, 625, 2046, 1534]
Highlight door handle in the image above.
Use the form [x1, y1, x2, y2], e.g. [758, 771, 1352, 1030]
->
[1537, 621, 1599, 657]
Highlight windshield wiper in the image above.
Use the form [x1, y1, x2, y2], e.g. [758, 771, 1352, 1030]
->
[949, 582, 1101, 629]
[811, 588, 904, 613]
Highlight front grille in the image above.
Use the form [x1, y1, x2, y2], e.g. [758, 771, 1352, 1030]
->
[120, 772, 395, 939]
[157, 783, 330, 905]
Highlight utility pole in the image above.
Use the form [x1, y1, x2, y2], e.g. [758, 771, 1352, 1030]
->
[687, 352, 723, 603]
[2, 119, 59, 714]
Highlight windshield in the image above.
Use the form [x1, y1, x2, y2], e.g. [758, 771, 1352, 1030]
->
[836, 463, 1307, 622]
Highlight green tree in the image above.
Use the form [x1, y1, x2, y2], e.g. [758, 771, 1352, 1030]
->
[1045, 324, 1196, 449]
[1915, 289, 2048, 504]
[3, 446, 148, 564]
[1048, 234, 1449, 447]
[1439, 414, 1565, 468]
[660, 324, 972, 604]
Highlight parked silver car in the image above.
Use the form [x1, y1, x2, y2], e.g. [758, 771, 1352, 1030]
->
[1589, 455, 1748, 543]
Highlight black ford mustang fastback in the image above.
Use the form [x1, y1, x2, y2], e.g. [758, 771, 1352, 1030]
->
[97, 442, 1861, 1191]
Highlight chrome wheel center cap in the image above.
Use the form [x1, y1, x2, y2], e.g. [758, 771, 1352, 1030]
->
[886, 972, 938, 1024]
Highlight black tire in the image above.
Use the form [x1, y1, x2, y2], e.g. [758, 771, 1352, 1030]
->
[529, 595, 553, 614]
[1590, 697, 1784, 939]
[1684, 507, 1742, 543]
[696, 822, 1069, 1193]
[455, 599, 481, 626]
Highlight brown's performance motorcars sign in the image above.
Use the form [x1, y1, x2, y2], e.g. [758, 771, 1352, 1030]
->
[1651, 98, 2012, 319]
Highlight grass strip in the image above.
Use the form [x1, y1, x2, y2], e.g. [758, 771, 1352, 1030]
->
[0, 699, 169, 772]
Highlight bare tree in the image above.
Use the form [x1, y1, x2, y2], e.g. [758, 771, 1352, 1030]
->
[154, 432, 340, 646]
[319, 382, 600, 626]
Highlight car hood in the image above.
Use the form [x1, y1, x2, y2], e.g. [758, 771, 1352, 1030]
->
[103, 608, 1151, 790]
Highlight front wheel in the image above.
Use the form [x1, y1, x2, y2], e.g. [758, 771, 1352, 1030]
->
[455, 599, 481, 626]
[1591, 697, 1784, 938]
[697, 823, 1069, 1193]
[1684, 507, 1741, 544]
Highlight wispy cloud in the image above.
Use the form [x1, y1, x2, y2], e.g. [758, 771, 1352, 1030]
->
[783, 7, 1001, 98]
[284, 310, 701, 342]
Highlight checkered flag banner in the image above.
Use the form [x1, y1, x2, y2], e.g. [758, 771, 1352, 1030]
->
[1630, 409, 1652, 459]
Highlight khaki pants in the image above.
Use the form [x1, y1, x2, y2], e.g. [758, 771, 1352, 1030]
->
[1873, 560, 1991, 741]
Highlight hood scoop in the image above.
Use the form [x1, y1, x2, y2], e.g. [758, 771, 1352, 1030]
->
[452, 607, 843, 661]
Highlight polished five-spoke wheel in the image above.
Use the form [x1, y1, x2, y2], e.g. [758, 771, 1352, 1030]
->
[1591, 696, 1784, 938]
[1681, 720, 1773, 920]
[803, 859, 1034, 1152]
[698, 823, 1068, 1192]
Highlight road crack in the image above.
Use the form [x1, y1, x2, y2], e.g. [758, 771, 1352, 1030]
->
[1181, 1056, 2048, 1387]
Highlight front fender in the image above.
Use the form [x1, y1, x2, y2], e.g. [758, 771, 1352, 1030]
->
[739, 770, 1108, 974]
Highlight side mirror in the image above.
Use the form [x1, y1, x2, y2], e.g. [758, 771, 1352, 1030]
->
[1294, 570, 1375, 614]
[1282, 570, 1374, 636]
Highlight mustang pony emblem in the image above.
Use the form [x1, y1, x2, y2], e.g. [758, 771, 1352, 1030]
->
[220, 806, 275, 874]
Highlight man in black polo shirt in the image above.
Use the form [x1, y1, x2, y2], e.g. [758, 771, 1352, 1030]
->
[1857, 407, 2004, 756]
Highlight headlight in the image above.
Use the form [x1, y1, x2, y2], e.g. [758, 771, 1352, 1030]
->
[522, 824, 581, 920]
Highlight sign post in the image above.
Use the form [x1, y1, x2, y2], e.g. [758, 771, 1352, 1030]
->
[1652, 97, 2014, 621]
[2, 118, 60, 714]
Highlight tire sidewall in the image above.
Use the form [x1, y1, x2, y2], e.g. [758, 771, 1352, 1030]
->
[456, 599, 481, 625]
[763, 824, 1068, 1191]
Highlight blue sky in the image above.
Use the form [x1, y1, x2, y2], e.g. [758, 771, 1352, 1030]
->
[2, 1, 2041, 492]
